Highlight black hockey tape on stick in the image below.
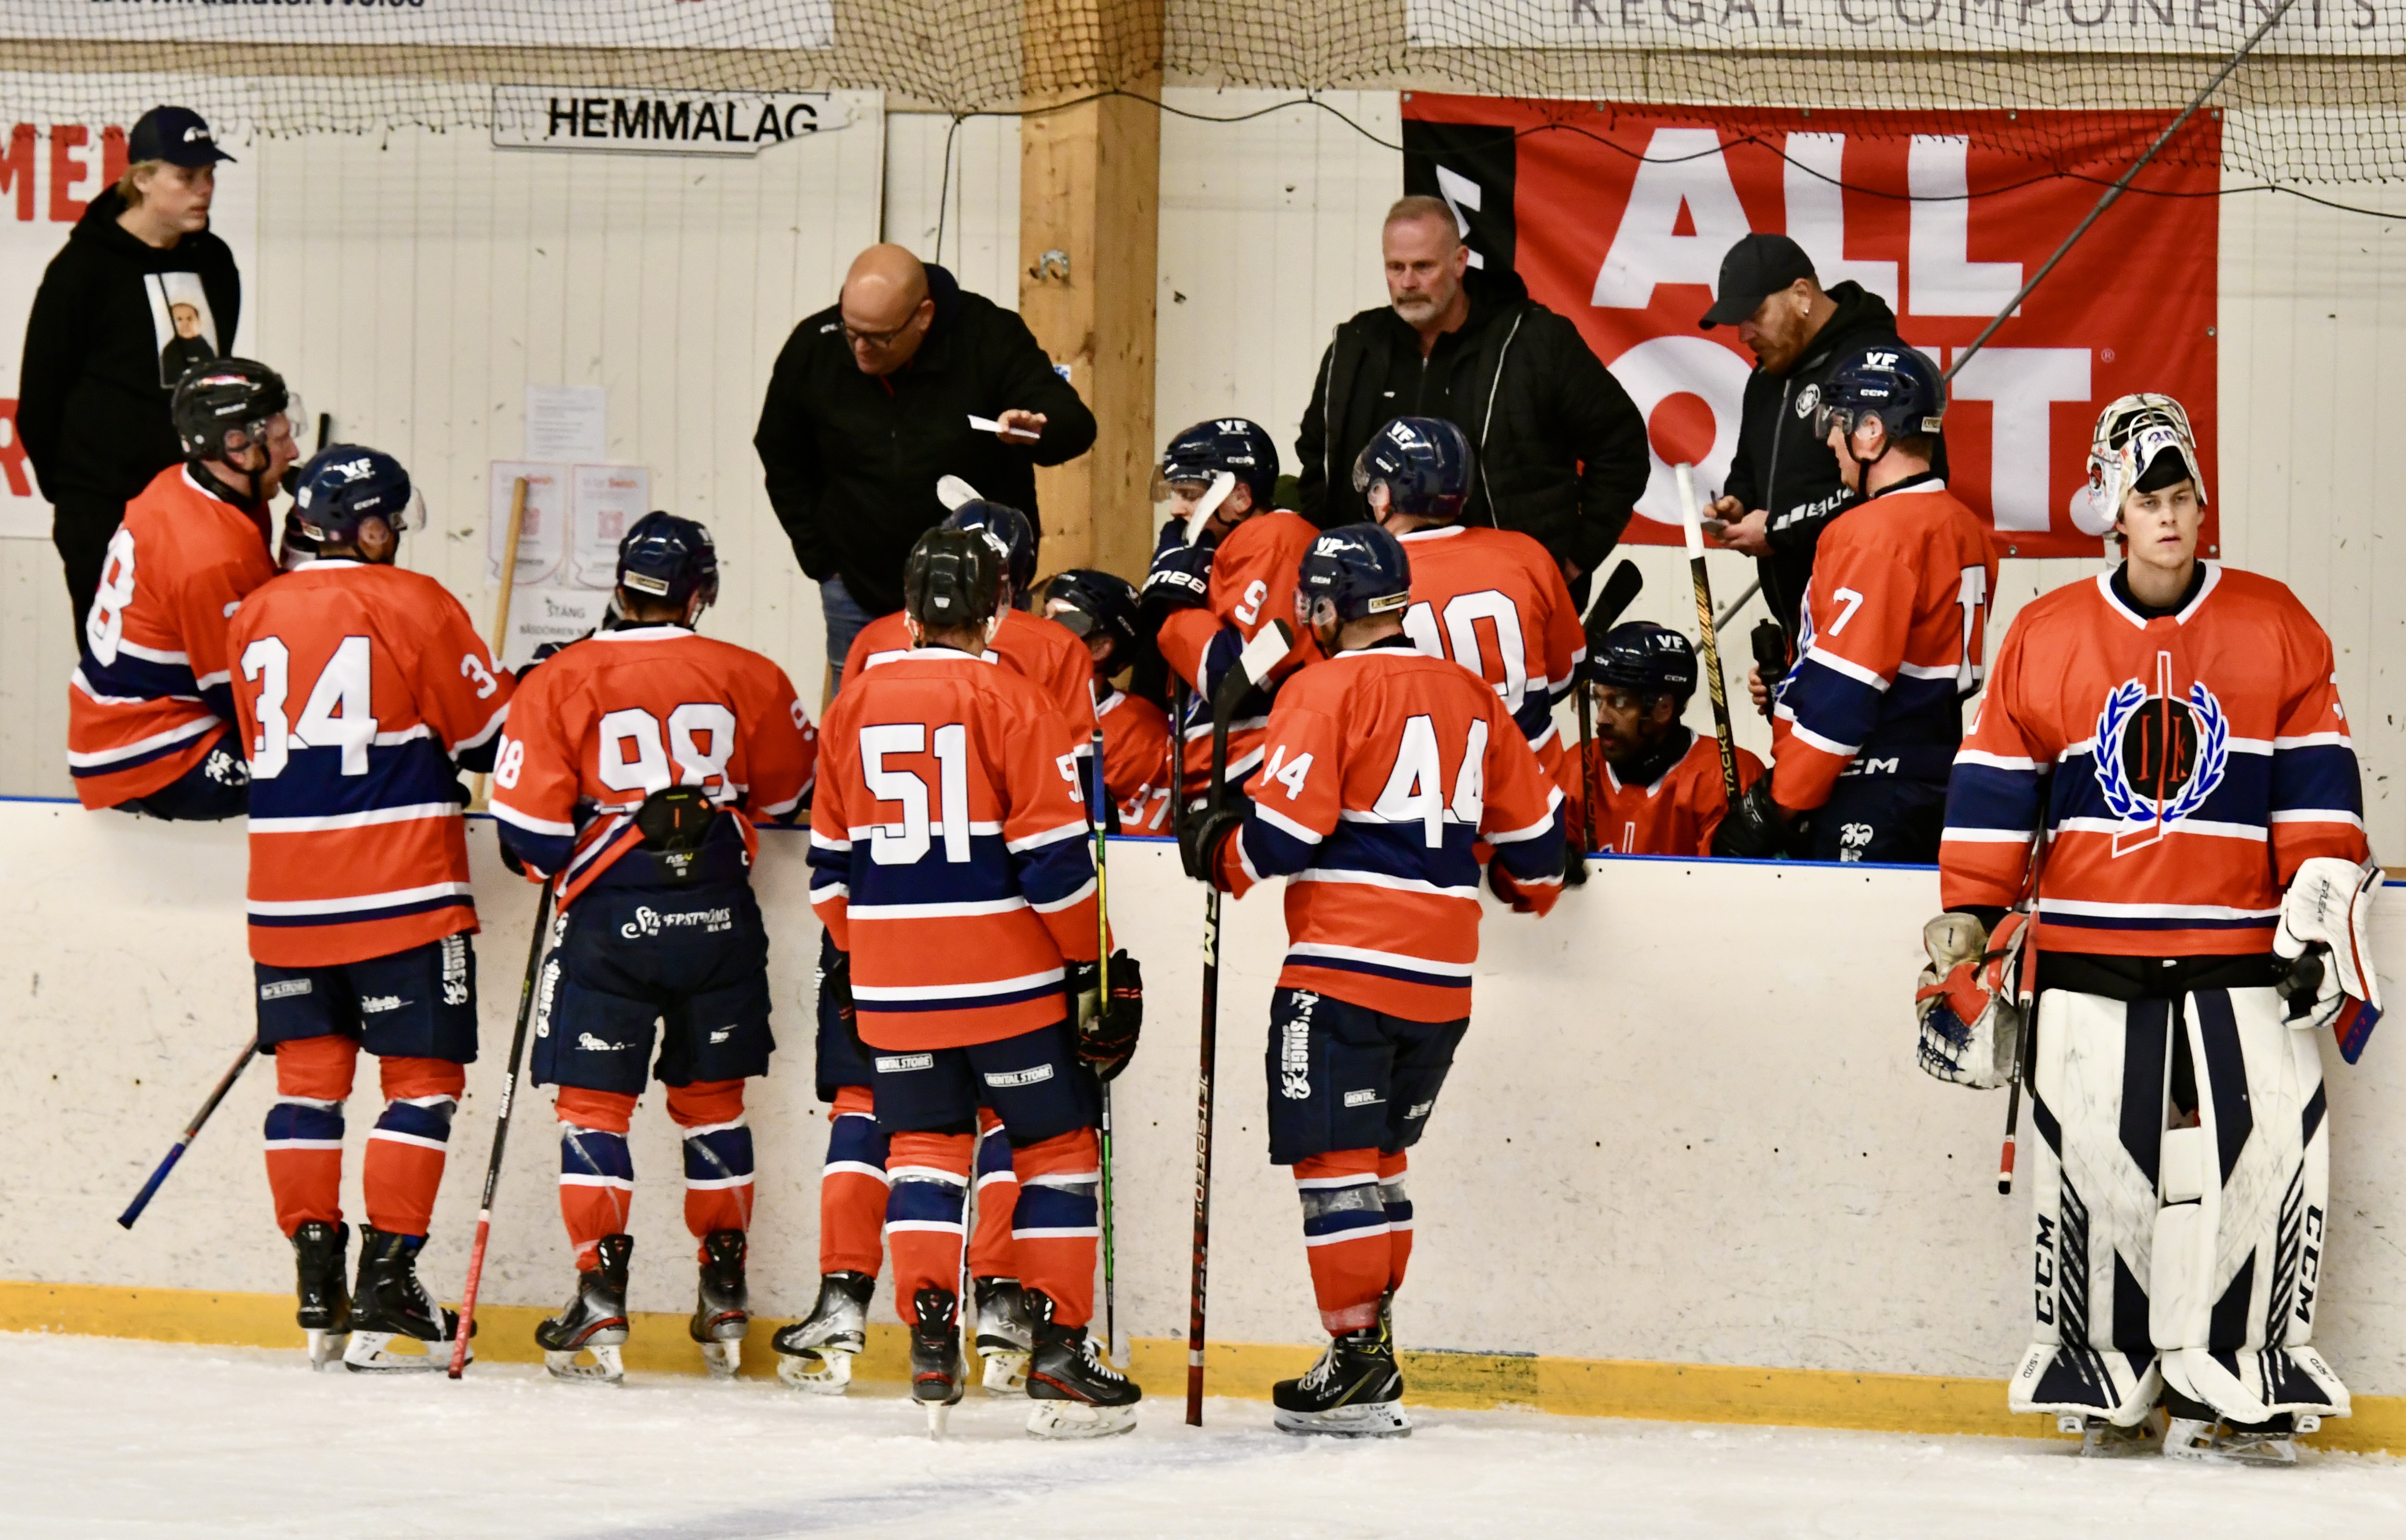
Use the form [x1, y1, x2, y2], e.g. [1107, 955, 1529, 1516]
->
[117, 1034, 260, 1229]
[1998, 788, 2053, 1197]
[1581, 559, 1645, 655]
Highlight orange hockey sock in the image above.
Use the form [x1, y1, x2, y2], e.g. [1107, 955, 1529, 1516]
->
[1379, 1149, 1413, 1296]
[556, 1087, 636, 1271]
[1295, 1149, 1387, 1334]
[360, 1056, 464, 1238]
[885, 1130, 972, 1323]
[819, 1085, 888, 1277]
[1010, 1128, 1099, 1326]
[668, 1079, 754, 1260]
[968, 1108, 1020, 1281]
[264, 1036, 357, 1236]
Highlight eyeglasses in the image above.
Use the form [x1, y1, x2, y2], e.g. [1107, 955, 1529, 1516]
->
[842, 318, 917, 349]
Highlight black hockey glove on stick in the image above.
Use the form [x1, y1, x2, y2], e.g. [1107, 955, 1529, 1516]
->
[1711, 776, 1790, 860]
[1071, 951, 1145, 1081]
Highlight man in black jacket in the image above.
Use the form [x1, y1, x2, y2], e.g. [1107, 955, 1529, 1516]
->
[754, 244, 1096, 684]
[1296, 196, 1648, 598]
[1700, 233, 1943, 643]
[18, 106, 240, 633]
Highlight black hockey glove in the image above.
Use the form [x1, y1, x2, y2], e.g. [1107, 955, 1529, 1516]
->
[1711, 776, 1791, 861]
[1559, 839, 1589, 888]
[1139, 542, 1215, 635]
[1069, 951, 1144, 1082]
[1179, 805, 1244, 885]
[819, 947, 863, 1061]
[498, 838, 528, 878]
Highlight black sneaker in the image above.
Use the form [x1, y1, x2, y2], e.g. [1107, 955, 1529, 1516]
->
[1272, 1324, 1410, 1437]
[537, 1234, 632, 1384]
[1024, 1290, 1138, 1439]
[291, 1221, 351, 1370]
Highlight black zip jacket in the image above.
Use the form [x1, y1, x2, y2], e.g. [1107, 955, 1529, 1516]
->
[752, 264, 1096, 617]
[1720, 281, 1946, 635]
[1295, 267, 1649, 576]
[17, 188, 242, 504]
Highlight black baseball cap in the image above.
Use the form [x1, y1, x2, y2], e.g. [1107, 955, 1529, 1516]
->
[128, 107, 234, 169]
[1699, 233, 1814, 329]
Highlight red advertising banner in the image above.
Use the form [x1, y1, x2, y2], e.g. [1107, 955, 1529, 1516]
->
[1400, 98, 2219, 559]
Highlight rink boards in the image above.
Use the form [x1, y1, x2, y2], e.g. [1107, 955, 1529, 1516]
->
[4, 797, 2403, 1448]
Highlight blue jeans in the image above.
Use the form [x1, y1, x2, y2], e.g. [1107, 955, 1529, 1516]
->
[820, 575, 877, 691]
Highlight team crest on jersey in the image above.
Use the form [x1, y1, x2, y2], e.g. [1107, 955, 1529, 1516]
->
[1794, 383, 1821, 420]
[2092, 663, 2229, 850]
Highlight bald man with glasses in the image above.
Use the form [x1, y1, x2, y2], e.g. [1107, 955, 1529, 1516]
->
[756, 244, 1096, 687]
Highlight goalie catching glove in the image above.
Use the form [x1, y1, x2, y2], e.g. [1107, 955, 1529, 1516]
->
[1913, 910, 2027, 1089]
[1069, 951, 1144, 1081]
[2273, 856, 2384, 1061]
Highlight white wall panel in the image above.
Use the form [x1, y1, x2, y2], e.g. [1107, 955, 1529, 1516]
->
[881, 112, 1020, 309]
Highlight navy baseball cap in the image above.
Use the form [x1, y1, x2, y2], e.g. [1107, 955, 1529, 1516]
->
[1700, 232, 1813, 329]
[128, 107, 234, 168]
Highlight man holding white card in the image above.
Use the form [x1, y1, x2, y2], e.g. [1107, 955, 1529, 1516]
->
[755, 244, 1095, 686]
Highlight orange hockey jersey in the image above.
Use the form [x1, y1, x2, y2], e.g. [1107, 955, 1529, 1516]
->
[1942, 563, 2367, 958]
[227, 562, 514, 967]
[67, 465, 276, 807]
[810, 649, 1101, 1049]
[1567, 729, 1766, 857]
[1097, 685, 1174, 834]
[1156, 510, 1321, 796]
[1218, 640, 1566, 1021]
[1770, 475, 1996, 813]
[488, 625, 818, 907]
[1396, 524, 1585, 786]
[844, 606, 1096, 735]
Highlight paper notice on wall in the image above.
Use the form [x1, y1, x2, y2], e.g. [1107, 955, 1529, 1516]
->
[570, 464, 649, 589]
[525, 385, 606, 463]
[500, 585, 610, 671]
[488, 462, 566, 586]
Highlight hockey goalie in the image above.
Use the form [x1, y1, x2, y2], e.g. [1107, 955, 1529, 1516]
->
[1925, 394, 2382, 1465]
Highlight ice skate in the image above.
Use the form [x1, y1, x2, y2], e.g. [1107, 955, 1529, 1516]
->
[2165, 1412, 2303, 1467]
[290, 1221, 351, 1371]
[688, 1228, 748, 1379]
[537, 1234, 632, 1385]
[342, 1225, 469, 1374]
[1023, 1289, 1138, 1439]
[974, 1275, 1032, 1395]
[2058, 1410, 2162, 1459]
[910, 1287, 967, 1437]
[1273, 1324, 1410, 1437]
[771, 1270, 873, 1394]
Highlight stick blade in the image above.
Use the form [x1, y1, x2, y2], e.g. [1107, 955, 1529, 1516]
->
[935, 475, 981, 512]
[1211, 620, 1294, 721]
[1583, 559, 1645, 651]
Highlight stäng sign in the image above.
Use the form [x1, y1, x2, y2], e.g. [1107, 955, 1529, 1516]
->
[491, 89, 854, 156]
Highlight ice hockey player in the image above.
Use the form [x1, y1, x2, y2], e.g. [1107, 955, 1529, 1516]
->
[1041, 567, 1173, 833]
[1568, 622, 1764, 856]
[782, 498, 1092, 1396]
[1927, 393, 2376, 1465]
[487, 512, 818, 1384]
[1179, 523, 1566, 1436]
[67, 359, 300, 818]
[225, 446, 513, 1372]
[1713, 344, 1994, 863]
[807, 526, 1147, 1438]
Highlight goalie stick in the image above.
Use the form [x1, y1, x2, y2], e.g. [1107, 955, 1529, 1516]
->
[1187, 620, 1295, 1428]
[1997, 787, 2052, 1197]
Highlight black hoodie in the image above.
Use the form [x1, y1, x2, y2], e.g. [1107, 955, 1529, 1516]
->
[1719, 281, 1946, 636]
[1296, 266, 1650, 576]
[17, 187, 242, 507]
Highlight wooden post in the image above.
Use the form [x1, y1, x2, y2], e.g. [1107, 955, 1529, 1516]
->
[1020, 0, 1162, 584]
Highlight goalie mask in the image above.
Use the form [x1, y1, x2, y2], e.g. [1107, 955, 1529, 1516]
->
[2088, 394, 2207, 522]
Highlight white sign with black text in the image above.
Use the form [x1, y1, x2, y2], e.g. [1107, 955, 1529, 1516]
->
[492, 89, 854, 156]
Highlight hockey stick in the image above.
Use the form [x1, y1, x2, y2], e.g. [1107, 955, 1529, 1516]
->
[1675, 464, 1743, 806]
[1576, 561, 1647, 861]
[1997, 787, 2053, 1197]
[117, 1034, 260, 1229]
[469, 474, 530, 811]
[1087, 687, 1119, 1365]
[1187, 622, 1295, 1428]
[448, 870, 558, 1378]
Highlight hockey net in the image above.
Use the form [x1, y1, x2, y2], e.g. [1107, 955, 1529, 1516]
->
[1, 1, 2403, 183]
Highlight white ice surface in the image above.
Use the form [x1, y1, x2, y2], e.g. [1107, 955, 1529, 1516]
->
[3, 1333, 2400, 1539]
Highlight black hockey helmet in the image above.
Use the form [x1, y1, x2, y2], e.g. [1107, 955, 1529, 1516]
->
[904, 525, 1003, 636]
[1814, 344, 1945, 449]
[289, 445, 423, 548]
[1155, 418, 1280, 512]
[1041, 567, 1143, 663]
[617, 511, 720, 615]
[1296, 523, 1412, 628]
[172, 357, 299, 465]
[1585, 621, 1698, 704]
[1353, 416, 1474, 523]
[943, 499, 1037, 602]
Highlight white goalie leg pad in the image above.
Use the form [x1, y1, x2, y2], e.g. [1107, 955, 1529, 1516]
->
[2008, 989, 2163, 1425]
[2156, 986, 2349, 1424]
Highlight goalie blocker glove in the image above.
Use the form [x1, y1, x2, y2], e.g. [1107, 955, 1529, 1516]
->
[2273, 855, 2385, 1060]
[1069, 950, 1144, 1081]
[1913, 910, 2027, 1088]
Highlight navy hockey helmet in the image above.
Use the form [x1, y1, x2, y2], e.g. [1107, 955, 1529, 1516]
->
[616, 511, 720, 615]
[1296, 523, 1413, 628]
[1814, 344, 1946, 450]
[1155, 418, 1280, 512]
[289, 445, 423, 546]
[943, 499, 1037, 601]
[1352, 416, 1474, 523]
[904, 525, 1004, 636]
[1586, 621, 1698, 704]
[172, 357, 300, 465]
[1042, 567, 1143, 661]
